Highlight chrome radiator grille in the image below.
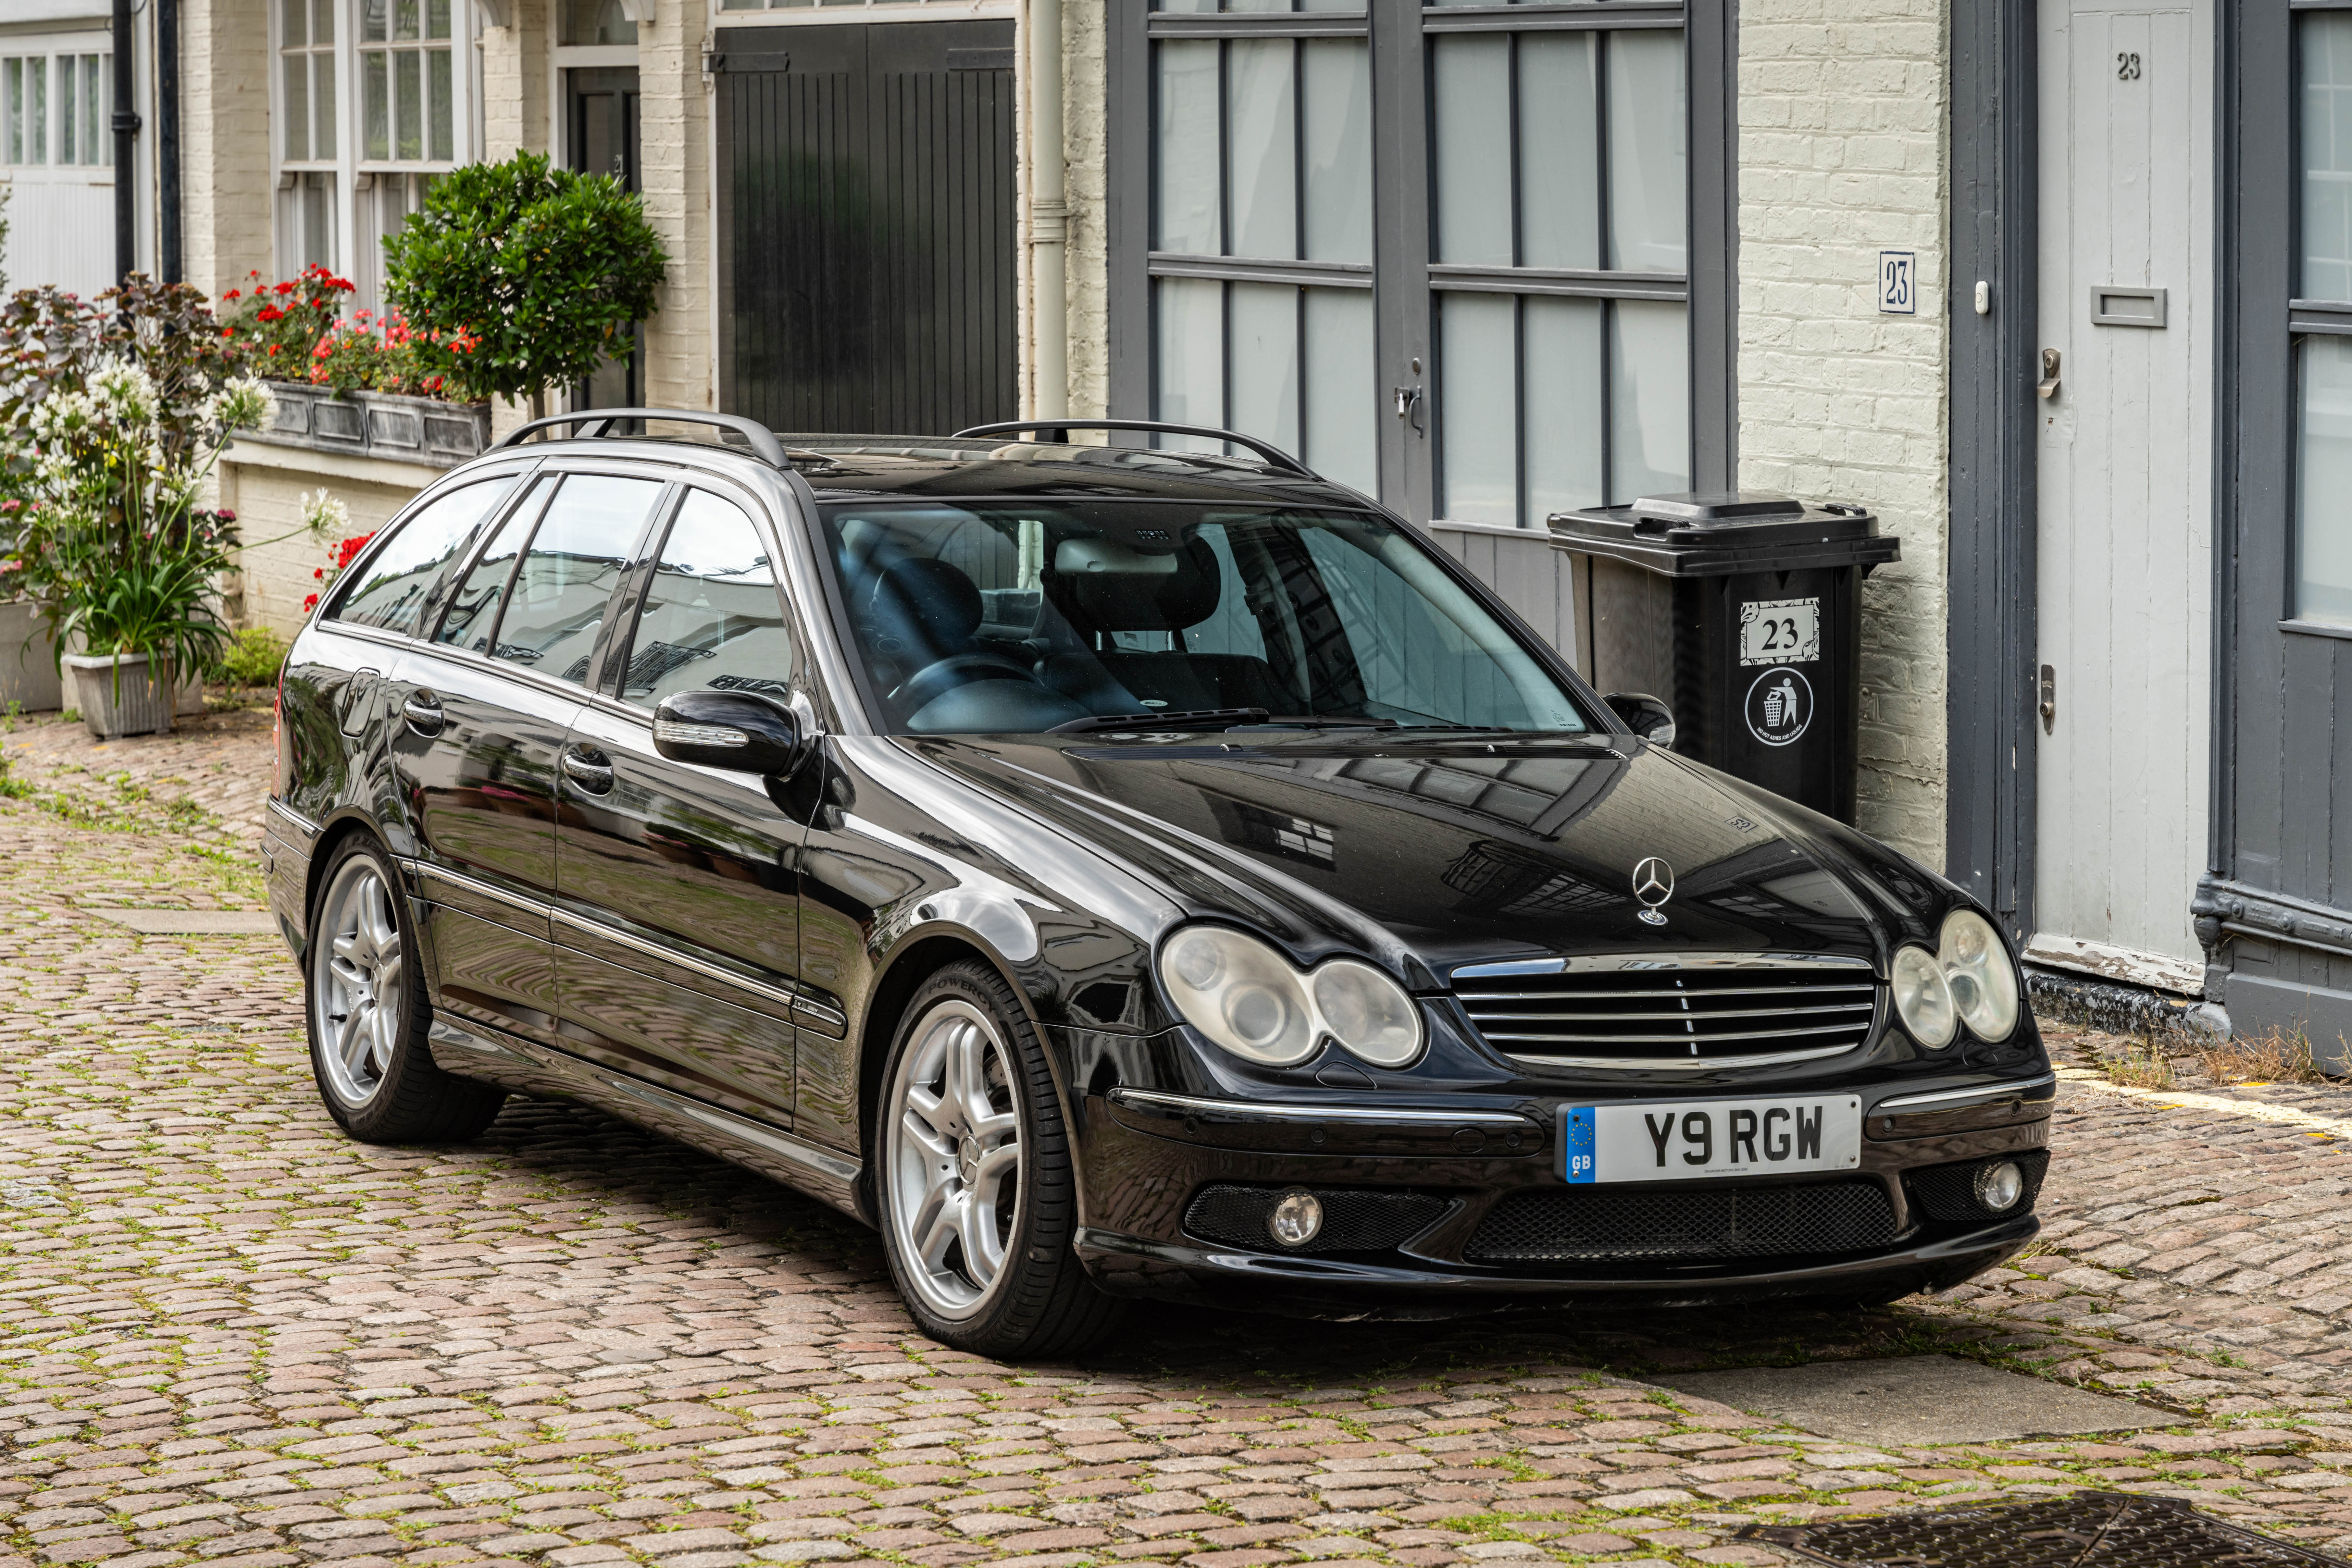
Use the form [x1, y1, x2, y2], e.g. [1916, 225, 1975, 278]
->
[1450, 954, 1880, 1069]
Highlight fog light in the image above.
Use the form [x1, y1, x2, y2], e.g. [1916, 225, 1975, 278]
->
[1975, 1160, 2026, 1214]
[1269, 1191, 1323, 1248]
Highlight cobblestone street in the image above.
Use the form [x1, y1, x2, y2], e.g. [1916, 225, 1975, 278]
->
[14, 713, 2352, 1568]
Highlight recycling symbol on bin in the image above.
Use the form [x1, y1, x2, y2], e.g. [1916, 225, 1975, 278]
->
[1745, 668, 1814, 748]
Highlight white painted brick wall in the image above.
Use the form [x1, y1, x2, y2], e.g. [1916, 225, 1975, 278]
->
[179, 0, 275, 297]
[1736, 0, 1951, 866]
[1064, 0, 1109, 420]
[218, 460, 434, 638]
[639, 7, 713, 412]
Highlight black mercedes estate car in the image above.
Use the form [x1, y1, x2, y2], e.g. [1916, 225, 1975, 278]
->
[265, 409, 2053, 1357]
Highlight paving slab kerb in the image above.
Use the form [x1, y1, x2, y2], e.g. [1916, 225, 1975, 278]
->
[10, 710, 2352, 1568]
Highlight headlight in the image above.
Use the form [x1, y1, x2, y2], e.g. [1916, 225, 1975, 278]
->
[1159, 926, 1425, 1069]
[1938, 908, 2022, 1042]
[1891, 944, 1957, 1048]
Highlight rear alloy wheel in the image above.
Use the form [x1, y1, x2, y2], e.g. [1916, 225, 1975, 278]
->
[878, 963, 1122, 1357]
[305, 838, 506, 1143]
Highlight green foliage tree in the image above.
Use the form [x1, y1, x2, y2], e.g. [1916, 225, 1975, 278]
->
[382, 151, 668, 411]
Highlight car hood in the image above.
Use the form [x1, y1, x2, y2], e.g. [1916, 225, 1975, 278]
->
[901, 733, 1935, 985]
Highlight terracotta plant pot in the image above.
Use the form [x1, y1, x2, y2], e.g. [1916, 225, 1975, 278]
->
[61, 651, 176, 739]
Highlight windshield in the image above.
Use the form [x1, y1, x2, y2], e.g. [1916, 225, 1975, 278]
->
[815, 501, 1592, 736]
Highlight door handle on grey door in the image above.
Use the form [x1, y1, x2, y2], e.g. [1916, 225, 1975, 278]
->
[561, 747, 616, 795]
[402, 692, 445, 737]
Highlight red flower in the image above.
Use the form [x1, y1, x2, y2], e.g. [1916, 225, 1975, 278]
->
[274, 280, 296, 296]
[224, 289, 241, 301]
[303, 593, 319, 611]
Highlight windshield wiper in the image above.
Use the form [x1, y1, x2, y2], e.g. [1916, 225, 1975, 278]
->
[1048, 707, 1272, 735]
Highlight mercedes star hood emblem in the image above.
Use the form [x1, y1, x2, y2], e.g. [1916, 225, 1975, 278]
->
[1632, 857, 1674, 926]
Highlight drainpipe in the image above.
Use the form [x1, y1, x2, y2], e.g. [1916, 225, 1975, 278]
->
[1028, 0, 1067, 420]
[111, 0, 140, 285]
[158, 0, 180, 283]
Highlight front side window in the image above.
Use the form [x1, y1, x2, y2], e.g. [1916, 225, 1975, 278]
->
[819, 501, 1589, 736]
[2302, 10, 2352, 625]
[329, 475, 520, 633]
[487, 475, 666, 684]
[615, 490, 797, 707]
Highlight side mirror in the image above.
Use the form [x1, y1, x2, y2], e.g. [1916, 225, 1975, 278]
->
[653, 689, 806, 776]
[1604, 692, 1676, 749]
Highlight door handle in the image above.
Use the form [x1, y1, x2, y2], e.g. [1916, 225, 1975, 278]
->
[561, 747, 616, 795]
[2036, 348, 2061, 400]
[1392, 384, 1425, 435]
[402, 692, 445, 737]
[339, 668, 382, 738]
[2039, 664, 2057, 734]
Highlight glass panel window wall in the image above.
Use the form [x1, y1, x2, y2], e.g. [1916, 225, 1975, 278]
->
[2300, 10, 2352, 625]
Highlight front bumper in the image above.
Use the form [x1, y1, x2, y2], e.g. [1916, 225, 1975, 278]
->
[1071, 1078, 2050, 1315]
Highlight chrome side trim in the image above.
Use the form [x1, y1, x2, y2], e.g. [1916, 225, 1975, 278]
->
[265, 798, 322, 845]
[1108, 1088, 1536, 1128]
[1872, 1074, 2058, 1114]
[1453, 951, 1877, 980]
[415, 862, 553, 922]
[1502, 1042, 1863, 1072]
[552, 907, 800, 1016]
[594, 1069, 863, 1188]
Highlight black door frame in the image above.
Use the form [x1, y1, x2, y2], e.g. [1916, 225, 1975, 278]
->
[1945, 0, 2040, 949]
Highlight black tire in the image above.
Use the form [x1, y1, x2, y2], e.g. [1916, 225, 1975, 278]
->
[874, 960, 1124, 1359]
[305, 836, 506, 1144]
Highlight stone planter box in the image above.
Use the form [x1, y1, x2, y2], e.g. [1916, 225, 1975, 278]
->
[0, 600, 61, 713]
[62, 652, 177, 738]
[252, 382, 492, 468]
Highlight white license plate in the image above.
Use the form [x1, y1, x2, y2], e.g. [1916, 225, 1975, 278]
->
[1738, 597, 1822, 665]
[1560, 1096, 1862, 1184]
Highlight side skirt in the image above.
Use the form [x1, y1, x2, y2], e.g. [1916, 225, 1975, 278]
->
[428, 1017, 871, 1224]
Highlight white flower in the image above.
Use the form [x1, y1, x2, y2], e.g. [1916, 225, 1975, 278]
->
[301, 487, 351, 540]
[89, 358, 159, 429]
[208, 375, 272, 433]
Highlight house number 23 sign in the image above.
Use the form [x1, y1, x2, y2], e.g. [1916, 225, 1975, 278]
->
[1878, 250, 1917, 315]
[1739, 598, 1821, 667]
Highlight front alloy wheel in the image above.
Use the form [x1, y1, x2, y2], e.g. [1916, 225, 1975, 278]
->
[875, 962, 1122, 1357]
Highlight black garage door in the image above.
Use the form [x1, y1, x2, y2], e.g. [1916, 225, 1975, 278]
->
[716, 21, 1018, 438]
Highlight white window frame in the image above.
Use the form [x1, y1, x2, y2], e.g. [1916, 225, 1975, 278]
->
[269, 0, 481, 310]
[1, 39, 113, 177]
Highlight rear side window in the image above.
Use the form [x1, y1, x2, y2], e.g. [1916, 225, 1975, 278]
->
[329, 476, 519, 633]
[489, 474, 667, 685]
[615, 489, 796, 707]
[435, 476, 553, 654]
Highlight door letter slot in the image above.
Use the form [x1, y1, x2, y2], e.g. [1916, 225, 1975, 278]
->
[2090, 286, 2167, 328]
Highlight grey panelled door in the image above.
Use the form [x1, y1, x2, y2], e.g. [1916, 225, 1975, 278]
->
[716, 20, 1019, 436]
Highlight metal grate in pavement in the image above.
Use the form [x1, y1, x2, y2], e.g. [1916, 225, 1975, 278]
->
[1737, 1488, 2349, 1566]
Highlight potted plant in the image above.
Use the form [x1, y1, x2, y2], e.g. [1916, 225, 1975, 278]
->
[8, 344, 272, 737]
[383, 150, 668, 418]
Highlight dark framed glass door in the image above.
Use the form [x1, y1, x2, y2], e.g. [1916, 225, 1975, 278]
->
[569, 65, 643, 411]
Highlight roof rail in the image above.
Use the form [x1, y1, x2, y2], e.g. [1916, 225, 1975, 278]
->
[494, 408, 789, 469]
[951, 419, 1319, 480]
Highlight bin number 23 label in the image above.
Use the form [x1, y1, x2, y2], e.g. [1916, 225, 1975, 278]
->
[1738, 598, 1822, 667]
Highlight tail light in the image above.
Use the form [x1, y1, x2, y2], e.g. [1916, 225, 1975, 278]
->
[273, 674, 294, 797]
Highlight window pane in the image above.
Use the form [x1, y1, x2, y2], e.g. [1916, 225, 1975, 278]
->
[2305, 13, 2352, 301]
[1439, 292, 1518, 525]
[333, 479, 522, 633]
[316, 47, 337, 158]
[84, 57, 102, 167]
[281, 0, 307, 47]
[1523, 296, 1603, 519]
[1154, 276, 1225, 452]
[1606, 30, 1687, 273]
[28, 57, 43, 165]
[1228, 281, 1300, 460]
[60, 55, 77, 165]
[301, 170, 337, 268]
[427, 0, 452, 38]
[1155, 40, 1221, 254]
[1519, 31, 1599, 270]
[395, 48, 422, 159]
[1300, 39, 1370, 265]
[619, 491, 796, 707]
[394, 0, 421, 39]
[428, 48, 453, 160]
[1227, 38, 1296, 260]
[5, 61, 19, 167]
[1432, 34, 1512, 266]
[363, 50, 389, 158]
[2299, 336, 2352, 625]
[363, 0, 388, 42]
[496, 476, 665, 680]
[283, 55, 310, 160]
[1610, 299, 1688, 501]
[1304, 287, 1376, 497]
[437, 484, 547, 651]
[315, 0, 335, 44]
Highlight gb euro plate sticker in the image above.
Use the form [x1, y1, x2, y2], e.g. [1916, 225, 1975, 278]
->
[1562, 1106, 1598, 1184]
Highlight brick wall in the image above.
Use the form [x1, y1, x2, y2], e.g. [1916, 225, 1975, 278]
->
[1734, 0, 1952, 865]
[1063, 0, 1109, 420]
[638, 7, 713, 412]
[179, 0, 274, 297]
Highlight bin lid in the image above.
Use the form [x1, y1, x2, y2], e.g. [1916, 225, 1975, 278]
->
[1544, 491, 1901, 577]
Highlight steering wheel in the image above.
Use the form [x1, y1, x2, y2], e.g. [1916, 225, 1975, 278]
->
[887, 651, 1035, 716]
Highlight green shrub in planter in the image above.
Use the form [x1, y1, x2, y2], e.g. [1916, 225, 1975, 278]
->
[383, 151, 668, 410]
